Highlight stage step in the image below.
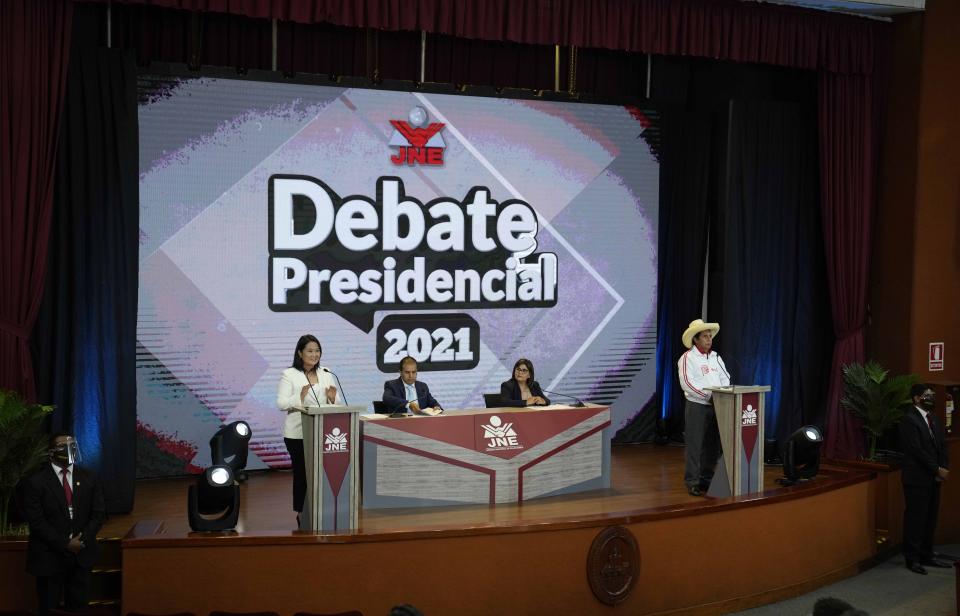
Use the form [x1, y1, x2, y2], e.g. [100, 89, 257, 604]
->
[90, 536, 122, 610]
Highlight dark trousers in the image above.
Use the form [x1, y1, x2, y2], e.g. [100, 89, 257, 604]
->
[902, 481, 941, 563]
[684, 399, 720, 488]
[284, 437, 306, 512]
[36, 564, 89, 615]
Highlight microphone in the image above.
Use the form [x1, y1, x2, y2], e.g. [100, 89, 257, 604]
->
[303, 369, 326, 408]
[717, 353, 739, 384]
[322, 368, 349, 405]
[541, 388, 585, 407]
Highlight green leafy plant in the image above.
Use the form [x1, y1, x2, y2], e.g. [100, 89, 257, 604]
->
[840, 361, 917, 461]
[0, 390, 54, 534]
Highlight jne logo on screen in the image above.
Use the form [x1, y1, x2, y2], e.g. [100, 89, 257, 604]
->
[389, 106, 445, 166]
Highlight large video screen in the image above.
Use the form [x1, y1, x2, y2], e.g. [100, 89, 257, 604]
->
[136, 74, 659, 477]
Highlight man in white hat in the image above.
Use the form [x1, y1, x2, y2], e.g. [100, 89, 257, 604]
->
[677, 319, 731, 496]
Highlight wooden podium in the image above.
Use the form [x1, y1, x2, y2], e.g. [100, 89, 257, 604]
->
[706, 386, 770, 497]
[297, 405, 364, 532]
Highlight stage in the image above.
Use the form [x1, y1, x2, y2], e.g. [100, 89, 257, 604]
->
[102, 443, 886, 616]
[110, 443, 817, 536]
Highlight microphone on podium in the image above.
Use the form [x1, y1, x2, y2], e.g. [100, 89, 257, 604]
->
[717, 353, 740, 383]
[322, 367, 349, 405]
[303, 370, 326, 408]
[540, 388, 586, 407]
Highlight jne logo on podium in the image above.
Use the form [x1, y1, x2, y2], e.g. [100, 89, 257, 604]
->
[481, 416, 523, 451]
[741, 404, 758, 426]
[324, 427, 349, 453]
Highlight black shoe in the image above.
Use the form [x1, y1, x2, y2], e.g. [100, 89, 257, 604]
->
[920, 558, 952, 568]
[687, 486, 703, 497]
[905, 561, 928, 575]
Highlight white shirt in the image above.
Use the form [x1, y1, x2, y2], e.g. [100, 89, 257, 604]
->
[677, 348, 730, 404]
[915, 405, 934, 437]
[276, 366, 343, 439]
[404, 381, 418, 411]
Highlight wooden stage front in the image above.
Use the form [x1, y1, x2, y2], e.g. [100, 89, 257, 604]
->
[3, 443, 910, 615]
[118, 444, 891, 616]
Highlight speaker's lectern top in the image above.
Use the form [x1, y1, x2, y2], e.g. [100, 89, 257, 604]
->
[706, 385, 771, 395]
[294, 404, 366, 416]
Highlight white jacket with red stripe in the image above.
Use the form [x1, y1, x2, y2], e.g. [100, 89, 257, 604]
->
[677, 348, 730, 404]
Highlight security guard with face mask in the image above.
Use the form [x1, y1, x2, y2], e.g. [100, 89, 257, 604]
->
[900, 384, 951, 575]
[21, 433, 105, 614]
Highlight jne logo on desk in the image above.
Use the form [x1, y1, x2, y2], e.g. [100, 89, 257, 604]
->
[481, 416, 523, 452]
[324, 427, 349, 453]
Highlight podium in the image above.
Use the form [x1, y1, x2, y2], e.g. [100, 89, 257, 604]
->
[297, 405, 364, 532]
[705, 386, 770, 497]
[360, 405, 610, 507]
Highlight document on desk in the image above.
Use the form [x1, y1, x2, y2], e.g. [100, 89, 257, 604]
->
[532, 404, 577, 410]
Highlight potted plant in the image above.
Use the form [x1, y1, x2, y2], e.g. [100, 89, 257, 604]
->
[840, 361, 916, 461]
[0, 390, 53, 534]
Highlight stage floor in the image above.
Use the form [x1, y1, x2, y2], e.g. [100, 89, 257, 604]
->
[106, 444, 801, 538]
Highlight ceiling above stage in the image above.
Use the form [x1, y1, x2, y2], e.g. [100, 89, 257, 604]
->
[742, 0, 924, 18]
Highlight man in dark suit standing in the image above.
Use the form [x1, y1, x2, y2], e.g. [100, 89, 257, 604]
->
[383, 356, 442, 415]
[21, 433, 106, 613]
[899, 384, 950, 574]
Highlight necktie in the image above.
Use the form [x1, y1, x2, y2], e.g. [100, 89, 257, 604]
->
[926, 413, 934, 436]
[406, 384, 416, 402]
[62, 469, 73, 507]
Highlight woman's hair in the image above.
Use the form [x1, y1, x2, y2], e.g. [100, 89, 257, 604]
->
[291, 334, 322, 371]
[512, 358, 535, 383]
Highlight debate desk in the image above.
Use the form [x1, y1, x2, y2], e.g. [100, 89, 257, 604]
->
[361, 404, 611, 508]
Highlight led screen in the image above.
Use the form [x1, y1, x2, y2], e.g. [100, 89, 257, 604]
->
[137, 74, 659, 476]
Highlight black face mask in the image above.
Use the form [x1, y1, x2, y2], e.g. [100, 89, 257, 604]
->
[919, 394, 935, 411]
[51, 441, 79, 466]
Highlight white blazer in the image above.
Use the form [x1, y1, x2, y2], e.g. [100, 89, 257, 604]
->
[276, 366, 343, 439]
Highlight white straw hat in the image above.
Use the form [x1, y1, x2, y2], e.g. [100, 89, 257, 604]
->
[681, 319, 720, 349]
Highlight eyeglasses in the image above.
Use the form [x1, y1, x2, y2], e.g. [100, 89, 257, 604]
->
[515, 367, 530, 373]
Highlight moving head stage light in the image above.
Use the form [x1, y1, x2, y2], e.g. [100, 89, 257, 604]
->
[210, 420, 252, 480]
[777, 425, 824, 486]
[188, 465, 240, 532]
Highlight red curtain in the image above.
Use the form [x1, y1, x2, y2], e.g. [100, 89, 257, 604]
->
[0, 0, 74, 399]
[88, 0, 880, 74]
[818, 72, 876, 459]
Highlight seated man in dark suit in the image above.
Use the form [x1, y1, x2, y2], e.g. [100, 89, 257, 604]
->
[383, 356, 442, 415]
[21, 433, 106, 615]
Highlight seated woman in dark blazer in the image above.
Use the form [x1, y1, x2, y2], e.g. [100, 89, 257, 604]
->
[499, 358, 551, 407]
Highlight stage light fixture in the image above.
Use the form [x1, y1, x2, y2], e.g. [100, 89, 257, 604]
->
[210, 420, 252, 481]
[778, 425, 823, 485]
[209, 466, 231, 485]
[187, 464, 240, 532]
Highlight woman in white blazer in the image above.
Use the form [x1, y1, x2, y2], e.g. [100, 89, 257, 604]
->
[276, 334, 342, 519]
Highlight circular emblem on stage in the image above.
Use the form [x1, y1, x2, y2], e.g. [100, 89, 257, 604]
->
[586, 526, 640, 605]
